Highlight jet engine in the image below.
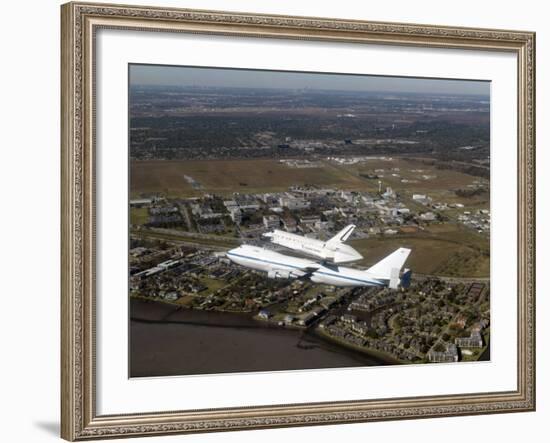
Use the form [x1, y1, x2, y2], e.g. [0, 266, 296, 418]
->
[267, 269, 292, 279]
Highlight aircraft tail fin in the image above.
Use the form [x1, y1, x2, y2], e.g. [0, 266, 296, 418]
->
[366, 248, 411, 287]
[326, 224, 356, 246]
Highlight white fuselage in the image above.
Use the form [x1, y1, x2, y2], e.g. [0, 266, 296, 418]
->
[264, 229, 362, 263]
[227, 245, 385, 287]
[310, 265, 384, 287]
[226, 245, 317, 279]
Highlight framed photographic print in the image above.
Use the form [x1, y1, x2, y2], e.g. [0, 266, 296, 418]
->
[61, 1, 536, 440]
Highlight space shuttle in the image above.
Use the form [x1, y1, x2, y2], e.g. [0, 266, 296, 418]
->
[263, 224, 363, 264]
[226, 244, 412, 289]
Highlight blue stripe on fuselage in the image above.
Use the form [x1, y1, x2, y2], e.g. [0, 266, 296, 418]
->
[314, 270, 384, 286]
[227, 250, 384, 286]
[227, 251, 304, 271]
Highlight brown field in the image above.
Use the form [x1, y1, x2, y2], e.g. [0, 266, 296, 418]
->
[350, 224, 489, 278]
[130, 157, 485, 203]
[130, 158, 489, 278]
[130, 207, 149, 225]
[130, 159, 365, 198]
[349, 158, 489, 205]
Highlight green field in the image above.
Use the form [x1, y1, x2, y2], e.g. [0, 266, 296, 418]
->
[350, 224, 489, 278]
[199, 276, 229, 293]
[130, 207, 149, 225]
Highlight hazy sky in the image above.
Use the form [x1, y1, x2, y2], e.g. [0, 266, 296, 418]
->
[129, 64, 489, 96]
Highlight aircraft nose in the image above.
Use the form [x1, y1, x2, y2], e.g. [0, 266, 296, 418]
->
[227, 247, 240, 256]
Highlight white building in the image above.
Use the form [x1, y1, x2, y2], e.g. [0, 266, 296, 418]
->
[383, 187, 396, 199]
[130, 198, 153, 207]
[279, 195, 310, 210]
[229, 208, 242, 225]
[420, 212, 436, 221]
[413, 194, 427, 201]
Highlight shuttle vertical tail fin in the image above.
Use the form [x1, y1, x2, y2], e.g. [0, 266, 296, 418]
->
[325, 224, 356, 246]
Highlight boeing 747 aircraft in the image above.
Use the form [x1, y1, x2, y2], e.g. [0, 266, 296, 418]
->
[262, 224, 363, 264]
[227, 244, 412, 289]
[226, 245, 321, 280]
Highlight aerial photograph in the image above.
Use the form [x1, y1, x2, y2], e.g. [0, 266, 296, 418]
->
[128, 64, 491, 377]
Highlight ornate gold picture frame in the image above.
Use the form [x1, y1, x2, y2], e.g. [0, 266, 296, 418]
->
[61, 2, 535, 440]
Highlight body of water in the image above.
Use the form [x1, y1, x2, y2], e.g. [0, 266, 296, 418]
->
[130, 299, 392, 377]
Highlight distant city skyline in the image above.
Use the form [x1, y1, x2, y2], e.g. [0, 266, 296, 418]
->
[130, 64, 490, 96]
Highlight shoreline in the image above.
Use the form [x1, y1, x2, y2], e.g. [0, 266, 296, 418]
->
[130, 297, 404, 365]
[130, 298, 394, 376]
[315, 328, 405, 365]
[131, 297, 405, 364]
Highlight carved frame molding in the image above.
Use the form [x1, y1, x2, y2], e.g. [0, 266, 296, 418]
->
[61, 2, 535, 440]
